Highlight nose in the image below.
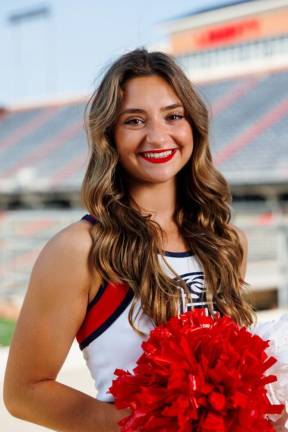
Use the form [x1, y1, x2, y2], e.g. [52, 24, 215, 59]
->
[145, 118, 169, 147]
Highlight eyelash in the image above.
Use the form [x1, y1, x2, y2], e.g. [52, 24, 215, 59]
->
[124, 113, 184, 125]
[124, 118, 143, 125]
[167, 113, 184, 121]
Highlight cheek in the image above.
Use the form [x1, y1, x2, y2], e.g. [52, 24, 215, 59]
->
[178, 125, 194, 153]
[114, 128, 124, 155]
[114, 128, 138, 157]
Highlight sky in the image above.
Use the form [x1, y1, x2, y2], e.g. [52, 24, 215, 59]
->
[0, 0, 232, 105]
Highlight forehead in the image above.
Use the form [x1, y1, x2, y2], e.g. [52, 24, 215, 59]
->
[121, 75, 181, 107]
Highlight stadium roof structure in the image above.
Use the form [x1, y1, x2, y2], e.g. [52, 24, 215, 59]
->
[0, 67, 287, 194]
[162, 0, 288, 33]
[167, 0, 256, 21]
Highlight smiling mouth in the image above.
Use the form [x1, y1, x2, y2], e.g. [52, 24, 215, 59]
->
[139, 148, 177, 164]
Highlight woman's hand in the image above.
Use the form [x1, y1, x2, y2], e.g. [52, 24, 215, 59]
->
[272, 411, 288, 432]
[114, 407, 131, 421]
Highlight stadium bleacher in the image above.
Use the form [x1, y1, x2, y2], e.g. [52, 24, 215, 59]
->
[200, 69, 288, 182]
[0, 67, 288, 310]
[0, 101, 87, 192]
[0, 68, 287, 192]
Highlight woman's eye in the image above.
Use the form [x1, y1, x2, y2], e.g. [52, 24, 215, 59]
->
[124, 118, 144, 126]
[167, 113, 184, 121]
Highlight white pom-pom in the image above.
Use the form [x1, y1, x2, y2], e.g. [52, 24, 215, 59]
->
[251, 313, 288, 429]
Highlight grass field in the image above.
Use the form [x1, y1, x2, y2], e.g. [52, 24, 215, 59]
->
[0, 318, 16, 347]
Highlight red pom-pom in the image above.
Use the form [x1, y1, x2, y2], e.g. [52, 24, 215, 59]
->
[109, 309, 284, 431]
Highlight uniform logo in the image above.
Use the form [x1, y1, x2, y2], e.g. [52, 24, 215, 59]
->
[176, 271, 212, 314]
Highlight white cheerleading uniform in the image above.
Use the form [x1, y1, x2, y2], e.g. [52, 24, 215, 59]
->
[76, 214, 212, 402]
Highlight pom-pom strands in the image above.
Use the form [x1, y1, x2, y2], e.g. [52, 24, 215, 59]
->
[251, 314, 288, 429]
[109, 309, 284, 432]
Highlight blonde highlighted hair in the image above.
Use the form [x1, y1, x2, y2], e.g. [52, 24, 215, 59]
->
[81, 48, 255, 331]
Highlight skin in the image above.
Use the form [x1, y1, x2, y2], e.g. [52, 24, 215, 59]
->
[115, 75, 194, 251]
[3, 221, 128, 431]
[114, 75, 193, 186]
[3, 74, 249, 431]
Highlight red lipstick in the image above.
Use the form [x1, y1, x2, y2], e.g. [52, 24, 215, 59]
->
[139, 149, 177, 164]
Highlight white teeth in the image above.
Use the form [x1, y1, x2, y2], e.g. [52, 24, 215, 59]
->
[142, 150, 174, 159]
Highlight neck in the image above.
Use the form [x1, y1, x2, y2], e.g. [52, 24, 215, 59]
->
[128, 179, 177, 228]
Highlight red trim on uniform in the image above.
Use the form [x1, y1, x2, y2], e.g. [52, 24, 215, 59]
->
[76, 281, 130, 344]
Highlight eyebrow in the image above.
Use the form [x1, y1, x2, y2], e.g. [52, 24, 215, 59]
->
[119, 103, 184, 116]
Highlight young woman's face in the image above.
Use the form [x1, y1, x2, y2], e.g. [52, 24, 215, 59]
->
[114, 75, 193, 185]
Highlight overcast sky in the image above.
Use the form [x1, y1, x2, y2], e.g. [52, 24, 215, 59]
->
[0, 0, 231, 105]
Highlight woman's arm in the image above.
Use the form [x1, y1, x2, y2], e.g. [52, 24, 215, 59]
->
[3, 221, 128, 432]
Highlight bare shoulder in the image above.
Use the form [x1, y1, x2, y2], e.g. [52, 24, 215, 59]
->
[42, 218, 93, 260]
[31, 218, 101, 302]
[33, 221, 90, 283]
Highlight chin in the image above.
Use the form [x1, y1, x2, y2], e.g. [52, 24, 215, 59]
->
[144, 171, 179, 184]
[126, 164, 185, 185]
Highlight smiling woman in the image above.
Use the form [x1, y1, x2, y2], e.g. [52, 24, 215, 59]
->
[114, 75, 193, 184]
[3, 48, 256, 432]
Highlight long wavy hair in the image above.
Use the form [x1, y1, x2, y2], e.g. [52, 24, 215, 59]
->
[81, 48, 255, 332]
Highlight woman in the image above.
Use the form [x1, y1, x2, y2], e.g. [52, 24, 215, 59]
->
[3, 49, 254, 431]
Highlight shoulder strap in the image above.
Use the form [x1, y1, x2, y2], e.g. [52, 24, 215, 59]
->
[76, 281, 133, 350]
[78, 213, 134, 349]
[81, 214, 97, 225]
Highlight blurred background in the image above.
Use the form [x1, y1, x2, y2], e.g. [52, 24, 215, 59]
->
[0, 0, 288, 430]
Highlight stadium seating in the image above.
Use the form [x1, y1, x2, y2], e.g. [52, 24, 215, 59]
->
[201, 69, 288, 182]
[0, 69, 288, 192]
[0, 68, 288, 309]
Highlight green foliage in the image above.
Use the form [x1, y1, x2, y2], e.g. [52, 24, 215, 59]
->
[0, 318, 16, 347]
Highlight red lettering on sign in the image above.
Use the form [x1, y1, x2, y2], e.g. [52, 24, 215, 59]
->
[196, 19, 260, 48]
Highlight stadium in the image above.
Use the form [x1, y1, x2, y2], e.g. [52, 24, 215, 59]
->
[0, 0, 288, 430]
[1, 0, 287, 316]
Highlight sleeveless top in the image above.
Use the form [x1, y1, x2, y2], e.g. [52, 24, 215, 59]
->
[76, 214, 213, 402]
